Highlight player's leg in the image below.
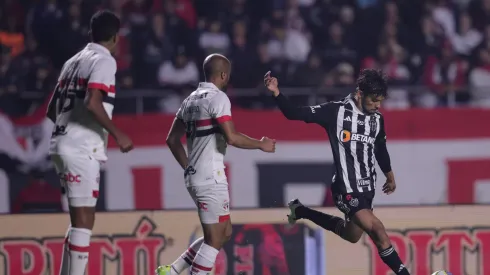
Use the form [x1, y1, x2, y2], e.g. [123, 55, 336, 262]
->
[189, 183, 231, 275]
[52, 154, 99, 275]
[351, 209, 410, 274]
[288, 199, 364, 243]
[156, 183, 231, 275]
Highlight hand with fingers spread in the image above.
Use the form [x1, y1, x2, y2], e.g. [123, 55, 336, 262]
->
[264, 71, 280, 96]
[260, 136, 276, 153]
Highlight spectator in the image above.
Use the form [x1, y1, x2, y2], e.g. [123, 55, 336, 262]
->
[469, 48, 490, 107]
[447, 12, 482, 56]
[157, 46, 199, 88]
[293, 52, 325, 87]
[140, 13, 174, 87]
[199, 20, 230, 56]
[423, 41, 468, 106]
[58, 3, 89, 59]
[229, 20, 257, 88]
[321, 22, 356, 70]
[0, 14, 25, 57]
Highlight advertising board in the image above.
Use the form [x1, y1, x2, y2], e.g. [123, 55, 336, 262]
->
[1, 109, 490, 213]
[1, 206, 490, 275]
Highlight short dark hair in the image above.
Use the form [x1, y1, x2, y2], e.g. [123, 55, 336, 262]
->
[356, 69, 388, 97]
[90, 10, 120, 43]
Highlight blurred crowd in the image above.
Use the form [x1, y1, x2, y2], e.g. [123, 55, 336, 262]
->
[1, 0, 490, 115]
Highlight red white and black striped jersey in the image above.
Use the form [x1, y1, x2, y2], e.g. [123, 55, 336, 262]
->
[274, 94, 391, 194]
[177, 82, 232, 187]
[49, 43, 116, 161]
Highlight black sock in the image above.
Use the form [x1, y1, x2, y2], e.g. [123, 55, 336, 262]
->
[379, 246, 410, 275]
[295, 206, 345, 235]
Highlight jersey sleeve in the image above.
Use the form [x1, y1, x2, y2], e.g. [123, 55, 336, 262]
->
[274, 93, 332, 126]
[87, 57, 116, 94]
[208, 93, 232, 124]
[375, 115, 392, 173]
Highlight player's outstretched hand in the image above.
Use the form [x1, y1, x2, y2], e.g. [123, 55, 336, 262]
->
[382, 179, 396, 195]
[260, 137, 276, 153]
[264, 71, 280, 96]
[115, 132, 134, 153]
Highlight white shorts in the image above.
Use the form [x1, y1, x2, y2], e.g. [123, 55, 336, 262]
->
[51, 154, 101, 207]
[187, 182, 230, 224]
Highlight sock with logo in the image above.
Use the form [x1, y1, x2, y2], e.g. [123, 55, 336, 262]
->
[295, 206, 346, 237]
[190, 243, 219, 275]
[66, 227, 92, 275]
[59, 225, 71, 275]
[379, 246, 410, 275]
[169, 237, 205, 274]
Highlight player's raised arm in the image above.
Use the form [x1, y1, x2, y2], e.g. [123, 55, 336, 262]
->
[85, 58, 133, 152]
[211, 93, 275, 152]
[264, 71, 329, 125]
[166, 116, 188, 169]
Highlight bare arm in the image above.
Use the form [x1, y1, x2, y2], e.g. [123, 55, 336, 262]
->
[85, 89, 123, 138]
[166, 117, 188, 169]
[219, 120, 264, 150]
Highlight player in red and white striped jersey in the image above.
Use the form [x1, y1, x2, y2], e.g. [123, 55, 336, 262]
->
[156, 54, 276, 275]
[46, 10, 133, 275]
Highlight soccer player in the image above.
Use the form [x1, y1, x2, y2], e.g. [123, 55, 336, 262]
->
[46, 10, 133, 275]
[264, 69, 410, 275]
[156, 54, 276, 275]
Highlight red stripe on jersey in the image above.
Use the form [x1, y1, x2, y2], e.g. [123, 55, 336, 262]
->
[88, 83, 116, 94]
[216, 115, 232, 124]
[132, 167, 163, 210]
[195, 119, 214, 127]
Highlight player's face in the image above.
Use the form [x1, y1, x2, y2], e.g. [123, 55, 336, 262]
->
[362, 94, 385, 114]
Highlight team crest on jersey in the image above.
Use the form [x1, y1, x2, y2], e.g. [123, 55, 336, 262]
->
[369, 119, 377, 132]
[349, 198, 359, 207]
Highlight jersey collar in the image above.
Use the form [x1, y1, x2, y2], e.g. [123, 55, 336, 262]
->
[198, 82, 219, 90]
[86, 43, 111, 56]
[347, 95, 365, 115]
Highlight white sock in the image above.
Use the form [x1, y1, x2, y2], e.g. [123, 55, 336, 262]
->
[190, 243, 219, 275]
[66, 227, 92, 275]
[59, 225, 71, 275]
[170, 237, 204, 274]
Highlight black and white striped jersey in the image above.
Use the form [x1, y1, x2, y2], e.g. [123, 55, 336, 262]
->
[274, 93, 392, 194]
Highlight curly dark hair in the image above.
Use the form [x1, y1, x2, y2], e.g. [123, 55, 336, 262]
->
[356, 69, 388, 97]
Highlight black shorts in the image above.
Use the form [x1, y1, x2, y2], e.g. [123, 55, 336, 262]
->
[333, 191, 375, 222]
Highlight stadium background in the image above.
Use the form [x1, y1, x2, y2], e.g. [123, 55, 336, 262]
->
[1, 0, 490, 274]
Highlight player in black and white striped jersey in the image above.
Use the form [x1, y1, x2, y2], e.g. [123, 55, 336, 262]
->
[264, 69, 410, 275]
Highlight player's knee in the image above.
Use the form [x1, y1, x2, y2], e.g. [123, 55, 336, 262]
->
[346, 233, 362, 244]
[369, 220, 391, 249]
[69, 206, 96, 229]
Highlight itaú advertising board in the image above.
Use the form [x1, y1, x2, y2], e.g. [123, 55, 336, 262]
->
[0, 206, 489, 275]
[103, 109, 490, 210]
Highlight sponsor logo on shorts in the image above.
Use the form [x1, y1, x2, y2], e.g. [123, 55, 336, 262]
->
[357, 177, 371, 187]
[62, 173, 81, 183]
[198, 202, 208, 211]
